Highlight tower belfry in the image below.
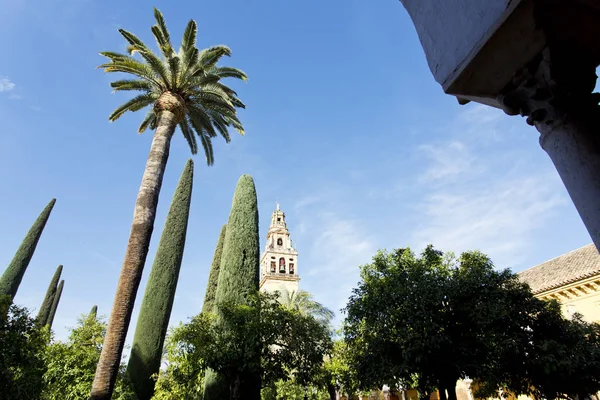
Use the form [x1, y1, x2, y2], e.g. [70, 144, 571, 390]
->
[259, 204, 299, 293]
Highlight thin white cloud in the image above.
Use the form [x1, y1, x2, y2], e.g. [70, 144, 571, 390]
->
[293, 204, 377, 323]
[418, 141, 478, 183]
[411, 174, 566, 268]
[0, 76, 15, 92]
[409, 103, 568, 269]
[293, 195, 321, 210]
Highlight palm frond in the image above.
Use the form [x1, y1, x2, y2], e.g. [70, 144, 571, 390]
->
[211, 66, 248, 81]
[99, 58, 162, 88]
[179, 47, 199, 85]
[118, 29, 170, 87]
[151, 26, 174, 58]
[179, 19, 197, 67]
[190, 73, 221, 87]
[198, 45, 232, 68]
[149, 115, 158, 130]
[210, 108, 243, 133]
[211, 82, 237, 96]
[99, 51, 136, 62]
[202, 104, 244, 135]
[138, 110, 156, 133]
[197, 130, 215, 166]
[188, 106, 217, 138]
[278, 288, 334, 326]
[179, 117, 198, 154]
[168, 55, 180, 89]
[153, 8, 171, 45]
[110, 79, 152, 93]
[189, 86, 235, 111]
[109, 93, 157, 122]
[210, 115, 231, 143]
[228, 95, 246, 109]
[222, 114, 245, 136]
[188, 109, 216, 165]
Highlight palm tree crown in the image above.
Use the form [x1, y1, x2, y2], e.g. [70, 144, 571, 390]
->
[99, 8, 247, 165]
[277, 288, 335, 326]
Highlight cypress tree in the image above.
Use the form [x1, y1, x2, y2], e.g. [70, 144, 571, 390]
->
[47, 279, 64, 330]
[36, 265, 63, 327]
[0, 198, 56, 299]
[200, 223, 228, 400]
[202, 224, 227, 314]
[127, 159, 194, 400]
[204, 174, 261, 400]
[89, 305, 98, 320]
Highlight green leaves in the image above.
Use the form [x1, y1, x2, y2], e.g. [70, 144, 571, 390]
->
[138, 110, 156, 134]
[344, 246, 600, 399]
[42, 313, 135, 400]
[0, 297, 48, 399]
[99, 8, 247, 163]
[179, 20, 197, 68]
[108, 93, 157, 122]
[110, 79, 152, 93]
[276, 288, 334, 328]
[152, 7, 173, 58]
[157, 293, 332, 399]
[179, 118, 198, 155]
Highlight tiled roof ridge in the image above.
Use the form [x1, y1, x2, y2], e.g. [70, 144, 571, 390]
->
[519, 243, 595, 275]
[518, 243, 600, 294]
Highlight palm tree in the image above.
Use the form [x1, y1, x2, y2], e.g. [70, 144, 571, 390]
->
[90, 9, 246, 399]
[277, 288, 335, 326]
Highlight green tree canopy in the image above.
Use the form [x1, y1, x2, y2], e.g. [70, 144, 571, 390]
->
[42, 312, 134, 400]
[155, 293, 332, 400]
[0, 296, 48, 399]
[343, 246, 600, 400]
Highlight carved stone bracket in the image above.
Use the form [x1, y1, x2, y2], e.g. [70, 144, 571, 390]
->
[497, 47, 600, 128]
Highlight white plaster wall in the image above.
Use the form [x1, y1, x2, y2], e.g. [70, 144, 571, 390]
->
[400, 0, 511, 87]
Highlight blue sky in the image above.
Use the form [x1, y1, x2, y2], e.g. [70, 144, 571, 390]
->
[0, 0, 595, 344]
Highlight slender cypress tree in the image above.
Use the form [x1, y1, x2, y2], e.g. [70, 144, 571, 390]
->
[47, 279, 64, 329]
[204, 174, 260, 400]
[0, 198, 56, 299]
[36, 265, 63, 326]
[201, 224, 228, 400]
[202, 224, 227, 314]
[89, 305, 98, 320]
[127, 160, 194, 400]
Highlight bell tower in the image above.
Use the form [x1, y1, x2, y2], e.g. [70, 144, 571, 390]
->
[259, 203, 299, 293]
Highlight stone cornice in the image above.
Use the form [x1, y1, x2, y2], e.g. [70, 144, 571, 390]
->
[537, 275, 600, 301]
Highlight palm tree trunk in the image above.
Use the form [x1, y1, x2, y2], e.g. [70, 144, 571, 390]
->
[89, 109, 178, 400]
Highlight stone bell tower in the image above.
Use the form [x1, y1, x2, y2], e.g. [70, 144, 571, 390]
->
[259, 203, 299, 293]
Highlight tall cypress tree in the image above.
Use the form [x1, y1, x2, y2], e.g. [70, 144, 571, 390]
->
[36, 265, 63, 327]
[89, 305, 98, 320]
[0, 198, 56, 299]
[204, 174, 261, 400]
[47, 279, 64, 330]
[202, 224, 227, 314]
[127, 160, 194, 400]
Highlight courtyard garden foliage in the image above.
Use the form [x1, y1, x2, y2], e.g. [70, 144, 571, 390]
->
[1, 6, 600, 400]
